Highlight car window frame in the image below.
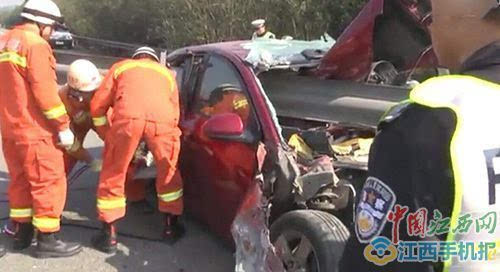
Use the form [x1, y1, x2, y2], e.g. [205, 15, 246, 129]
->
[169, 53, 205, 116]
[191, 52, 262, 143]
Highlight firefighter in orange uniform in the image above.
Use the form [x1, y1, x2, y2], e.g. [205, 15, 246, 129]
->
[0, 0, 82, 258]
[204, 84, 250, 123]
[62, 59, 156, 214]
[90, 46, 183, 253]
[60, 59, 103, 174]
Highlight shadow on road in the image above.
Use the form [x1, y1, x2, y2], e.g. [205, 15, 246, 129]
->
[0, 145, 234, 271]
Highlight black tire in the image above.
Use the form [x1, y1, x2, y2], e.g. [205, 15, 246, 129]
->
[270, 210, 350, 272]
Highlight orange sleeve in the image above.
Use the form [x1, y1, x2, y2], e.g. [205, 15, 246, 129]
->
[27, 42, 70, 131]
[90, 65, 116, 138]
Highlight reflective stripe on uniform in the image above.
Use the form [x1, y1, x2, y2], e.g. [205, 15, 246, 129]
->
[158, 189, 183, 203]
[409, 75, 500, 272]
[43, 104, 67, 120]
[233, 98, 248, 110]
[113, 62, 175, 91]
[92, 116, 108, 127]
[97, 197, 126, 210]
[32, 217, 59, 230]
[0, 51, 27, 68]
[10, 208, 33, 218]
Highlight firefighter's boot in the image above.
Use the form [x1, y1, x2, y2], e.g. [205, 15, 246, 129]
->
[13, 222, 34, 250]
[163, 213, 185, 245]
[35, 232, 82, 258]
[91, 222, 117, 254]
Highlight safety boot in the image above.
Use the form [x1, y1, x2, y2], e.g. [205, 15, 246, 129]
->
[91, 222, 117, 254]
[163, 213, 185, 245]
[0, 243, 6, 258]
[13, 222, 34, 250]
[35, 232, 82, 258]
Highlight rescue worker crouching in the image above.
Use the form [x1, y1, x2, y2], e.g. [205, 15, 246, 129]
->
[60, 59, 103, 174]
[62, 59, 156, 214]
[90, 46, 184, 254]
[340, 1, 500, 271]
[0, 0, 82, 258]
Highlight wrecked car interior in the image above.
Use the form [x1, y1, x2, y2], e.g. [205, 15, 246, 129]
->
[49, 0, 442, 271]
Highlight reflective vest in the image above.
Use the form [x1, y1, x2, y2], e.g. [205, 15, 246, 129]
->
[410, 75, 500, 271]
[252, 31, 276, 40]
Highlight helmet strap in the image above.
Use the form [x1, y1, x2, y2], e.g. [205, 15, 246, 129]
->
[36, 23, 50, 37]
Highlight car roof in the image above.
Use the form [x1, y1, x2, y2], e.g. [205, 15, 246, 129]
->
[170, 38, 335, 70]
[170, 40, 250, 60]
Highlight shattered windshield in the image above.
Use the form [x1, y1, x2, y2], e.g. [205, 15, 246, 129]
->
[242, 35, 336, 71]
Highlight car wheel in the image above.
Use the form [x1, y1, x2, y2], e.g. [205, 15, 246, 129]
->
[270, 210, 350, 272]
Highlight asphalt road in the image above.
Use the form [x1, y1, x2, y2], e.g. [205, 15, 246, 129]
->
[0, 131, 235, 272]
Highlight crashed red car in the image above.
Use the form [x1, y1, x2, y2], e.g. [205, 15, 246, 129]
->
[133, 0, 439, 271]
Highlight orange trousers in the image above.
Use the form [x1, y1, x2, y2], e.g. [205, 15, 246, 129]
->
[97, 119, 182, 223]
[3, 138, 67, 233]
[124, 168, 184, 203]
[124, 163, 146, 202]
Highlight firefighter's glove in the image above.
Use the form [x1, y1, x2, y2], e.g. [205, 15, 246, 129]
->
[89, 159, 103, 172]
[58, 128, 75, 150]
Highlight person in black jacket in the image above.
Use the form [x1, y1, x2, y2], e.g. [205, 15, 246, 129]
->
[339, 0, 500, 271]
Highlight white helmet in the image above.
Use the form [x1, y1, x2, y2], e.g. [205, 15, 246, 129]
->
[132, 46, 159, 62]
[251, 19, 266, 29]
[67, 59, 102, 92]
[21, 0, 63, 26]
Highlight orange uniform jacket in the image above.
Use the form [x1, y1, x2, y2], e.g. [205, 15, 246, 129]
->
[91, 58, 181, 135]
[91, 58, 183, 222]
[1, 24, 70, 233]
[210, 91, 250, 122]
[59, 86, 94, 143]
[0, 24, 70, 141]
[59, 85, 96, 170]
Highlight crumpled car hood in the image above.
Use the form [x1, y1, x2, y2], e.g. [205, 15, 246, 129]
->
[317, 0, 436, 81]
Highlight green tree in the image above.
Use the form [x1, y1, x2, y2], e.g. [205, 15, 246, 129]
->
[54, 0, 367, 49]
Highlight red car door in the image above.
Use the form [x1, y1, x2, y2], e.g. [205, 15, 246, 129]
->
[175, 53, 262, 241]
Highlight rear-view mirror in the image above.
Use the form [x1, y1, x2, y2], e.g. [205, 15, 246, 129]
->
[203, 113, 244, 140]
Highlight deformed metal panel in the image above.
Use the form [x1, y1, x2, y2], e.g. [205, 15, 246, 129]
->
[259, 71, 411, 128]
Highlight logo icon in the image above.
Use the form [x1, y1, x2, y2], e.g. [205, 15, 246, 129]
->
[363, 236, 398, 266]
[355, 177, 396, 243]
[357, 209, 376, 234]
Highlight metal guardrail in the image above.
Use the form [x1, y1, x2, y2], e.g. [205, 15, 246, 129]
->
[1, 27, 166, 60]
[56, 62, 110, 85]
[72, 35, 144, 51]
[54, 49, 122, 68]
[71, 35, 167, 57]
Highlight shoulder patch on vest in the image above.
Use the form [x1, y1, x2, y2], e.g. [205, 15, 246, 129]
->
[355, 176, 396, 243]
[378, 100, 412, 131]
